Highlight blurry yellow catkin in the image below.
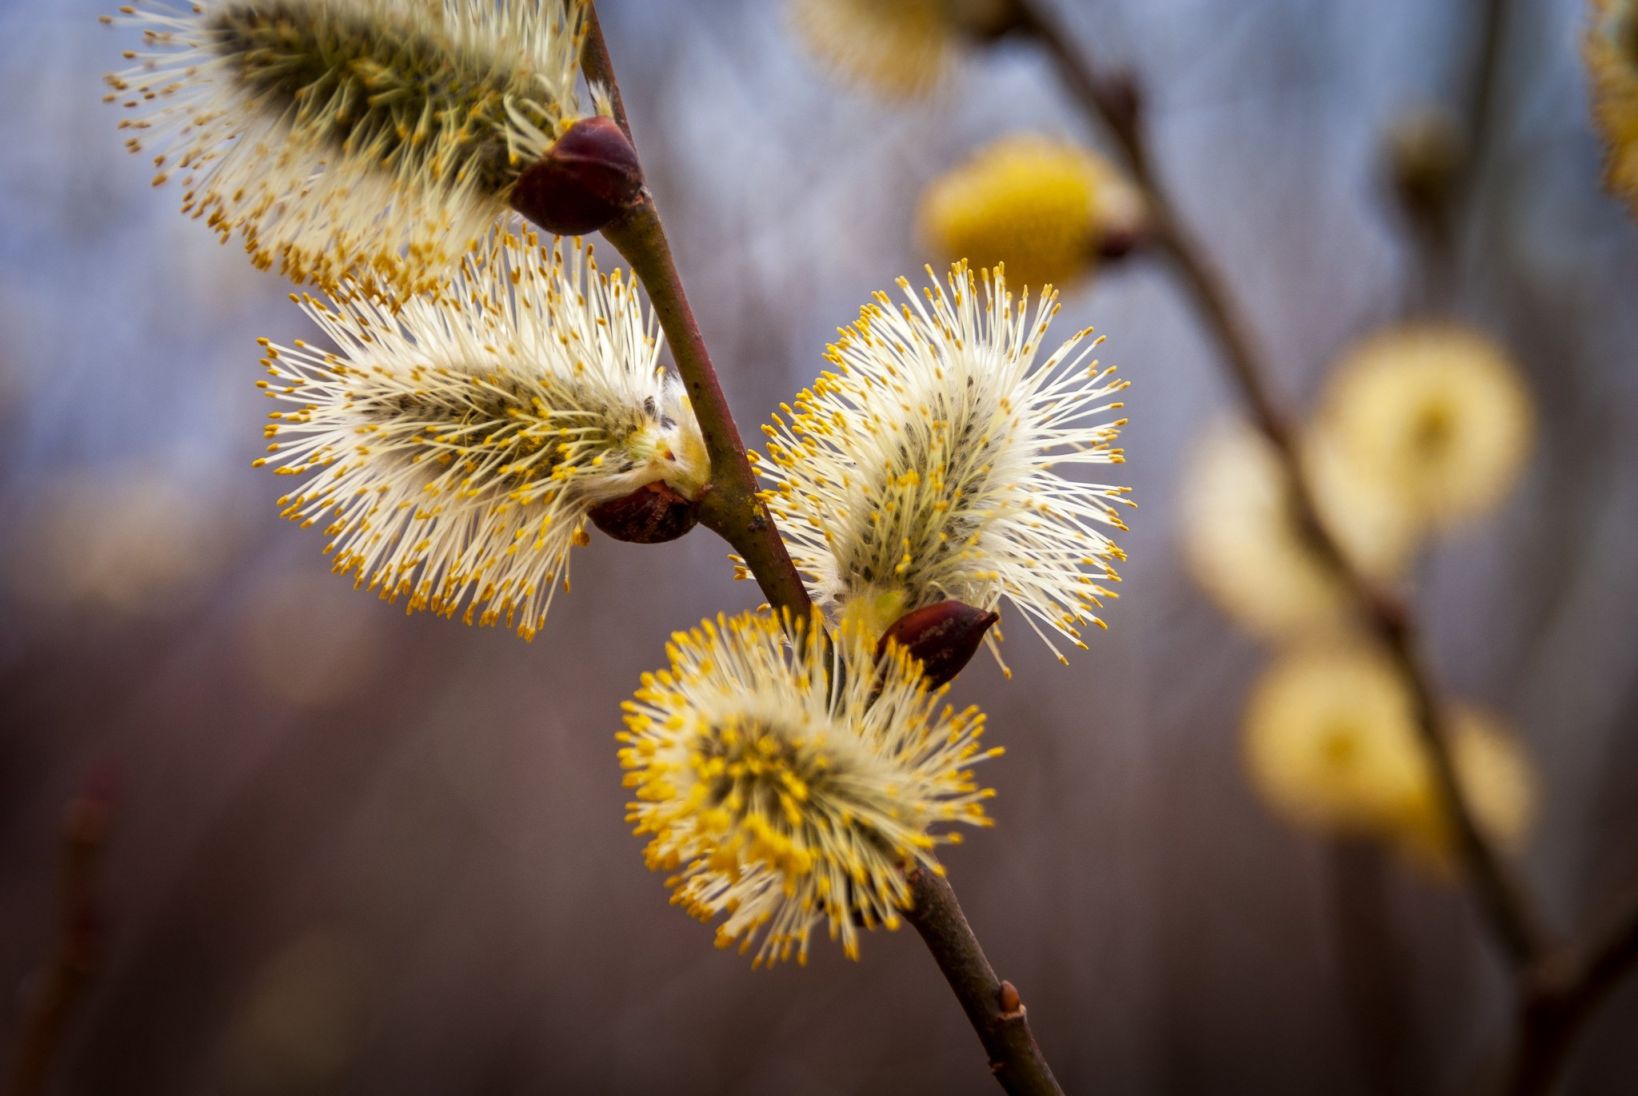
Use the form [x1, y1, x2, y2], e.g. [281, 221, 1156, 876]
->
[1397, 709, 1536, 873]
[1319, 324, 1533, 532]
[1179, 422, 1415, 639]
[1245, 644, 1535, 870]
[788, 0, 1017, 99]
[1244, 645, 1425, 838]
[1586, 0, 1638, 216]
[919, 136, 1146, 292]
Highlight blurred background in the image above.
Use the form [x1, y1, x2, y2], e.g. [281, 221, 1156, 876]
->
[3, 0, 1637, 1092]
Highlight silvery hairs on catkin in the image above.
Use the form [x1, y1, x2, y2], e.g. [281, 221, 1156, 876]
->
[255, 231, 708, 640]
[104, 0, 606, 298]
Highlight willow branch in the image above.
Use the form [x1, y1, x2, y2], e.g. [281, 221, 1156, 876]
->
[578, 9, 809, 618]
[1009, 0, 1547, 970]
[575, 13, 1063, 1093]
[1325, 840, 1420, 1095]
[6, 780, 114, 1096]
[905, 867, 1064, 1096]
[1504, 883, 1638, 1096]
[599, 198, 813, 619]
[581, 7, 632, 141]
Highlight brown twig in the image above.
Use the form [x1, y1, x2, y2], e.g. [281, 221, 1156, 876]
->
[1008, 0, 1548, 972]
[580, 10, 809, 620]
[575, 9, 1062, 1092]
[6, 777, 116, 1096]
[599, 198, 813, 619]
[1504, 882, 1638, 1096]
[581, 6, 632, 141]
[904, 867, 1064, 1096]
[1325, 839, 1422, 1096]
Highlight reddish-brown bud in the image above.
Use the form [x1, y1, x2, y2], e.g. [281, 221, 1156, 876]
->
[1095, 221, 1150, 262]
[510, 116, 644, 236]
[588, 481, 699, 544]
[876, 599, 1000, 688]
[998, 980, 1024, 1017]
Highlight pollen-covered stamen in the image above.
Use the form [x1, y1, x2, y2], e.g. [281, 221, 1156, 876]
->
[620, 611, 999, 968]
[1586, 0, 1638, 216]
[254, 232, 707, 641]
[103, 1, 596, 297]
[758, 262, 1134, 671]
[209, 1, 549, 195]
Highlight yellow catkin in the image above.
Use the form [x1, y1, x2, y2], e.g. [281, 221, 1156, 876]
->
[1319, 324, 1533, 532]
[1179, 422, 1415, 640]
[619, 610, 999, 967]
[787, 0, 1015, 99]
[1245, 644, 1536, 870]
[256, 232, 707, 640]
[104, 0, 598, 299]
[757, 262, 1132, 671]
[920, 136, 1143, 291]
[1587, 0, 1638, 216]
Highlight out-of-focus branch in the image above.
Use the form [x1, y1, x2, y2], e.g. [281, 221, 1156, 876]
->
[904, 867, 1064, 1096]
[1007, 0, 1548, 971]
[577, 11, 1062, 1093]
[1505, 882, 1638, 1096]
[1326, 840, 1421, 1096]
[5, 777, 116, 1096]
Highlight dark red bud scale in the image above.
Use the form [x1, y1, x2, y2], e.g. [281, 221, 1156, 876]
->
[876, 599, 1000, 688]
[511, 115, 644, 236]
[588, 480, 700, 544]
[1094, 223, 1148, 262]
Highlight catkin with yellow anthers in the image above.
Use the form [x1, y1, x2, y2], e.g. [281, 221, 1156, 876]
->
[920, 136, 1145, 291]
[788, 0, 1021, 99]
[1244, 644, 1535, 872]
[1587, 0, 1638, 216]
[103, 0, 600, 299]
[255, 231, 708, 640]
[620, 610, 999, 968]
[1179, 421, 1416, 640]
[1318, 325, 1532, 533]
[758, 262, 1133, 673]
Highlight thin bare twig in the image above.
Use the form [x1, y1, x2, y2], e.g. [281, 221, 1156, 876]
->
[5, 778, 115, 1096]
[598, 196, 814, 619]
[1505, 882, 1638, 1096]
[581, 7, 632, 141]
[574, 10, 1062, 1092]
[1008, 0, 1549, 971]
[1325, 840, 1422, 1096]
[904, 867, 1064, 1096]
